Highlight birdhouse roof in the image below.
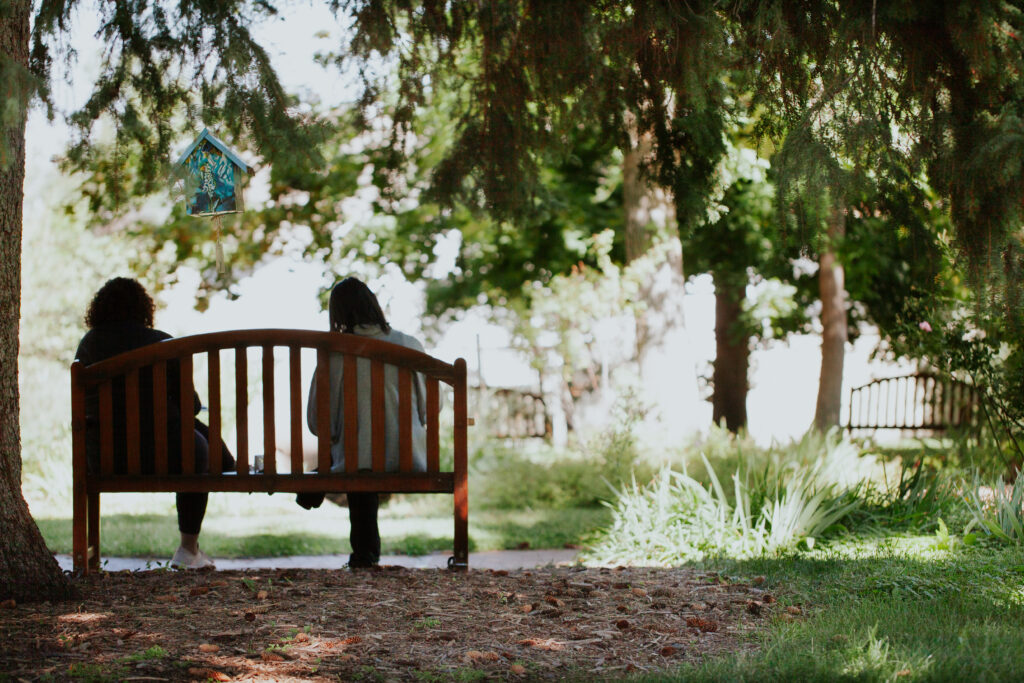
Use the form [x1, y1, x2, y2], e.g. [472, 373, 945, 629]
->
[174, 128, 253, 174]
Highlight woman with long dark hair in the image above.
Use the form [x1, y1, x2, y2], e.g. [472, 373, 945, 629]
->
[303, 277, 430, 568]
[75, 277, 233, 569]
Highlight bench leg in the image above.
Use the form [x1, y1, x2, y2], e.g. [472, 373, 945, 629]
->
[73, 482, 87, 575]
[450, 486, 468, 571]
[87, 493, 100, 572]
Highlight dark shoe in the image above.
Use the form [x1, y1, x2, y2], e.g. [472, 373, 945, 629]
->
[296, 492, 325, 510]
[348, 554, 380, 569]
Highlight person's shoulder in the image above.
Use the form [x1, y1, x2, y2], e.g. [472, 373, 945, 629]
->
[149, 328, 174, 342]
[388, 328, 426, 352]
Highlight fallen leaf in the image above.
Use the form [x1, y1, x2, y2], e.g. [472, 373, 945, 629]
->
[631, 588, 648, 597]
[340, 636, 363, 645]
[746, 600, 763, 616]
[198, 643, 220, 653]
[154, 594, 178, 603]
[293, 632, 310, 643]
[256, 590, 269, 600]
[510, 663, 527, 674]
[337, 653, 357, 662]
[464, 650, 500, 663]
[519, 604, 533, 614]
[0, 599, 15, 609]
[752, 576, 766, 585]
[261, 651, 284, 662]
[786, 605, 802, 615]
[612, 582, 630, 590]
[515, 541, 530, 550]
[616, 619, 631, 630]
[686, 617, 719, 632]
[660, 645, 677, 657]
[244, 612, 256, 622]
[896, 669, 913, 677]
[544, 596, 564, 607]
[189, 587, 209, 597]
[517, 638, 564, 651]
[491, 569, 509, 577]
[563, 543, 581, 549]
[208, 580, 228, 587]
[763, 594, 776, 604]
[188, 668, 229, 681]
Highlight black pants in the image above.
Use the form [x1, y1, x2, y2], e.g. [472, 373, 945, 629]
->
[347, 492, 380, 566]
[177, 420, 237, 536]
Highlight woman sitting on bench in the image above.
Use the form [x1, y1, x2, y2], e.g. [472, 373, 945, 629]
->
[302, 277, 431, 568]
[74, 277, 234, 570]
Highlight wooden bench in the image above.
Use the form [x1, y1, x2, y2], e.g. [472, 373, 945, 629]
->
[844, 371, 983, 437]
[71, 329, 469, 574]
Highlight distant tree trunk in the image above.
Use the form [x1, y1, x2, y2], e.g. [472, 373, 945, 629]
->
[813, 202, 848, 432]
[623, 120, 653, 264]
[0, 1, 71, 603]
[712, 276, 749, 432]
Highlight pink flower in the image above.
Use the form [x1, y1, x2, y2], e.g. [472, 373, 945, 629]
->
[919, 321, 933, 333]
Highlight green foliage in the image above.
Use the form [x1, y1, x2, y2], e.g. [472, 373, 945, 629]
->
[471, 407, 654, 510]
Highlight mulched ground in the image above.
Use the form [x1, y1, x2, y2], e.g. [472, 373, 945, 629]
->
[0, 565, 789, 681]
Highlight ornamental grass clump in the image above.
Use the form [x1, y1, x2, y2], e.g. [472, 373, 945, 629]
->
[586, 452, 863, 566]
[964, 475, 1024, 544]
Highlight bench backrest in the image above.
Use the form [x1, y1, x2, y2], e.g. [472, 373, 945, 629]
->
[845, 372, 982, 434]
[71, 329, 467, 483]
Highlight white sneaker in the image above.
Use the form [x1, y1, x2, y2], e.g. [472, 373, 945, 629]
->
[170, 546, 216, 569]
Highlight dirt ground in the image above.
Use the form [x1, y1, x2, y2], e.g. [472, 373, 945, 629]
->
[0, 564, 787, 681]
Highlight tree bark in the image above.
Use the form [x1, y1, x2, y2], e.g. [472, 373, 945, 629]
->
[712, 276, 749, 432]
[813, 202, 848, 432]
[0, 1, 71, 603]
[623, 121, 653, 264]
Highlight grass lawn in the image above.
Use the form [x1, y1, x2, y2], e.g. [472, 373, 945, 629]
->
[653, 537, 1024, 682]
[32, 491, 610, 559]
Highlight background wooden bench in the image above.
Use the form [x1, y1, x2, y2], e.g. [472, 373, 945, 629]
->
[844, 371, 983, 437]
[71, 329, 469, 574]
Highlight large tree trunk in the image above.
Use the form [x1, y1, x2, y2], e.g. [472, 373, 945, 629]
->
[813, 202, 848, 432]
[0, 1, 71, 603]
[712, 276, 749, 432]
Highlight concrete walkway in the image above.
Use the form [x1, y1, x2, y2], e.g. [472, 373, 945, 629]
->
[55, 548, 581, 573]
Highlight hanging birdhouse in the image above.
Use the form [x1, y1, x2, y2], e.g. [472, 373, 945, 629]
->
[174, 128, 252, 216]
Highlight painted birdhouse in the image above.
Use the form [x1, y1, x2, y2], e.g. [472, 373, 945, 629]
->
[174, 128, 252, 216]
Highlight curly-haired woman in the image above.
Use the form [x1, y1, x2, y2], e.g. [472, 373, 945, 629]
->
[75, 277, 233, 569]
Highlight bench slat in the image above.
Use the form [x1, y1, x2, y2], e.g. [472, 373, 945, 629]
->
[235, 349, 249, 475]
[262, 346, 276, 475]
[208, 350, 223, 473]
[344, 355, 358, 474]
[426, 378, 439, 472]
[289, 347, 302, 475]
[153, 361, 168, 475]
[398, 367, 413, 472]
[125, 369, 141, 475]
[316, 347, 331, 475]
[180, 355, 195, 475]
[88, 472, 455, 494]
[371, 359, 385, 472]
[99, 380, 114, 475]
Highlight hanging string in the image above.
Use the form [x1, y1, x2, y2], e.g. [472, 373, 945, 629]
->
[213, 214, 225, 275]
